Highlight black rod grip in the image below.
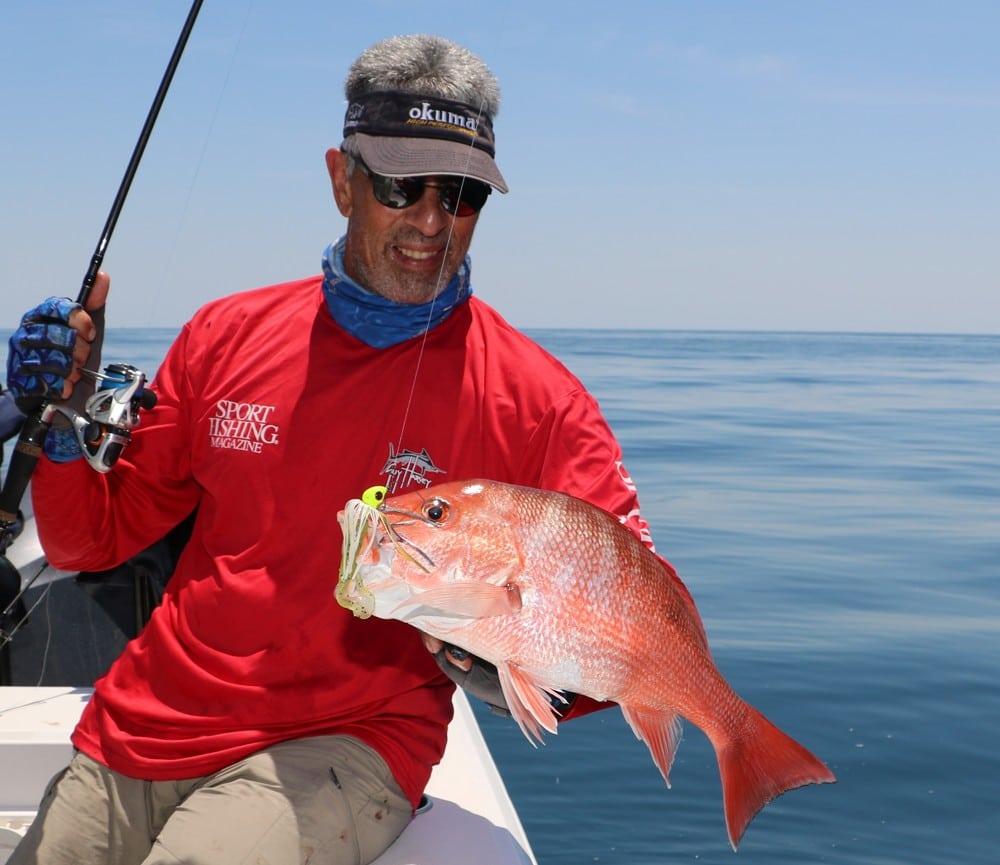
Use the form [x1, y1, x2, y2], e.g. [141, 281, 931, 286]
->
[0, 413, 52, 528]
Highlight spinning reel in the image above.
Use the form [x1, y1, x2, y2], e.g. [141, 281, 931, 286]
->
[45, 363, 157, 473]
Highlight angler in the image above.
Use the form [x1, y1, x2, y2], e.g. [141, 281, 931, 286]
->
[3, 32, 661, 865]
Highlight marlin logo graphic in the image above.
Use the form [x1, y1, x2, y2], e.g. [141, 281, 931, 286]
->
[382, 444, 446, 493]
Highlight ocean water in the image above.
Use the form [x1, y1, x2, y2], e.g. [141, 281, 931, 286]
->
[479, 330, 1000, 865]
[3, 328, 999, 864]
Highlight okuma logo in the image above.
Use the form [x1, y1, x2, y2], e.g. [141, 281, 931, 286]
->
[209, 400, 280, 454]
[407, 101, 479, 132]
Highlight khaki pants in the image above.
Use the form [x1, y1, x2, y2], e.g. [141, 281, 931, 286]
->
[9, 736, 412, 865]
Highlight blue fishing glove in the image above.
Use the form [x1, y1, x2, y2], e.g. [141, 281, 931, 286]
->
[6, 296, 105, 462]
[6, 297, 82, 407]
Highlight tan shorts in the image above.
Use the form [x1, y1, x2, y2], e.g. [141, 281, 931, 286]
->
[8, 735, 412, 865]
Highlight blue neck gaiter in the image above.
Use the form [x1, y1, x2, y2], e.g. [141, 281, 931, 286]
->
[321, 237, 472, 349]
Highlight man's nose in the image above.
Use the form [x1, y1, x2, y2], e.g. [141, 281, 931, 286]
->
[404, 185, 451, 234]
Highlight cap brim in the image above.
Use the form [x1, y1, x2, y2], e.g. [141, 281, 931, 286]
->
[354, 133, 508, 193]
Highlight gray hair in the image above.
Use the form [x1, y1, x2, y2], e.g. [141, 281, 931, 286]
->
[344, 34, 501, 119]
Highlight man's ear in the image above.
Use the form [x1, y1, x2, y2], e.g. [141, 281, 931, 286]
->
[326, 148, 352, 217]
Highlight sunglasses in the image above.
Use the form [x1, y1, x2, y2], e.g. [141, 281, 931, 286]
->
[355, 159, 491, 217]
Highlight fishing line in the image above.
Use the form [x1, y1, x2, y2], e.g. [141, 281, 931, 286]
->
[0, 561, 55, 653]
[35, 576, 55, 686]
[393, 98, 491, 453]
[147, 1, 255, 327]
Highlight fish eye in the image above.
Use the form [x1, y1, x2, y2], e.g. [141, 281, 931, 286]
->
[422, 499, 450, 523]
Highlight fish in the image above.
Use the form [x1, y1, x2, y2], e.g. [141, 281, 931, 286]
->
[335, 479, 835, 850]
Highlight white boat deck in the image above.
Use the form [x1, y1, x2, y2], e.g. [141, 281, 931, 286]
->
[0, 687, 535, 864]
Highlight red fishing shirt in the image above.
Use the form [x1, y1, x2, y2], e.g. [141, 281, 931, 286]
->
[32, 277, 662, 808]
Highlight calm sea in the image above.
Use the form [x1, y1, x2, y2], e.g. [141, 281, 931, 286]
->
[4, 328, 999, 864]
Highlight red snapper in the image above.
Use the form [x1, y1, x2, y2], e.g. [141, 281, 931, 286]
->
[335, 479, 835, 849]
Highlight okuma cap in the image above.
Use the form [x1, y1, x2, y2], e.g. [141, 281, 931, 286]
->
[343, 90, 508, 193]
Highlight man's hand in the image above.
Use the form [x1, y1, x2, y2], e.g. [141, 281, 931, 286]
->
[5, 273, 110, 409]
[5, 274, 110, 462]
[421, 633, 511, 716]
[420, 634, 474, 671]
[421, 632, 579, 719]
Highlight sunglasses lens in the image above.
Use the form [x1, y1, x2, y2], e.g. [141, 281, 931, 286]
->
[371, 175, 423, 209]
[441, 180, 491, 217]
[363, 162, 491, 216]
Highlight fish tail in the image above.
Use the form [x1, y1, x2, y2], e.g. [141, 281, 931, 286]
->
[716, 706, 835, 850]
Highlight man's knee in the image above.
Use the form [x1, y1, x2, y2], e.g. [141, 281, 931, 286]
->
[145, 737, 411, 865]
[8, 753, 153, 865]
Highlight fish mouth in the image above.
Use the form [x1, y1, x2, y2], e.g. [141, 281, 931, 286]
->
[378, 507, 439, 566]
[335, 499, 435, 618]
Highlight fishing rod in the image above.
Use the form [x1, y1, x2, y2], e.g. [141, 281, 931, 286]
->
[80, 0, 205, 307]
[1, 0, 205, 655]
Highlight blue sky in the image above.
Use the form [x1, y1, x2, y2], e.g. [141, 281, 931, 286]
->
[2, 1, 998, 332]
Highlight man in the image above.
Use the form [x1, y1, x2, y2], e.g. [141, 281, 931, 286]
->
[5, 34, 661, 865]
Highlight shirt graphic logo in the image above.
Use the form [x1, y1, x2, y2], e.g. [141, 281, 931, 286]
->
[615, 460, 655, 550]
[382, 444, 446, 493]
[209, 400, 280, 453]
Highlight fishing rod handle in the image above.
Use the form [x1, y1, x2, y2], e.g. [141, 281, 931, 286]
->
[0, 409, 53, 528]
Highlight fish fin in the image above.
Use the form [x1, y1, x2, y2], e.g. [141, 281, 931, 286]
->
[397, 583, 522, 620]
[620, 704, 684, 789]
[496, 663, 562, 745]
[715, 705, 836, 850]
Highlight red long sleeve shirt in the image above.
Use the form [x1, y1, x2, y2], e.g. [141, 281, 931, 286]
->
[32, 278, 663, 808]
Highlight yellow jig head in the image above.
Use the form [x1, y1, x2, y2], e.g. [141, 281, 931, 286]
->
[362, 485, 388, 509]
